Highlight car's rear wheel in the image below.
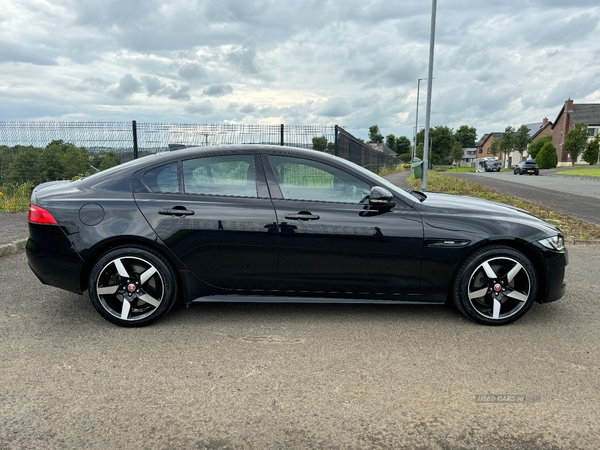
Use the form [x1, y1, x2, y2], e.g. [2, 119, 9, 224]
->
[452, 246, 537, 325]
[88, 246, 178, 327]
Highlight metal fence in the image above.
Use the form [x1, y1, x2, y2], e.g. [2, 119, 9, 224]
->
[0, 121, 396, 186]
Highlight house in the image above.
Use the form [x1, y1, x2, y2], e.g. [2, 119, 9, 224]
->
[475, 132, 503, 160]
[550, 99, 600, 165]
[462, 147, 476, 164]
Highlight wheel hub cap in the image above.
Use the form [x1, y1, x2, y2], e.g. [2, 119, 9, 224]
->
[127, 283, 137, 293]
[493, 283, 502, 292]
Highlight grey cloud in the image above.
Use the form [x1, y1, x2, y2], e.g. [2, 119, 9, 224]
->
[318, 98, 351, 117]
[140, 76, 191, 101]
[226, 46, 259, 74]
[142, 76, 164, 95]
[185, 100, 214, 115]
[203, 85, 233, 97]
[0, 42, 57, 65]
[109, 74, 143, 98]
[178, 63, 208, 82]
[239, 104, 257, 113]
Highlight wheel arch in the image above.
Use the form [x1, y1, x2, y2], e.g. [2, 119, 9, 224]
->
[78, 236, 185, 295]
[447, 239, 547, 304]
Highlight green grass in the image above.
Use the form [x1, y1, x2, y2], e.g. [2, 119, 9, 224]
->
[408, 172, 600, 240]
[0, 183, 34, 213]
[377, 164, 405, 177]
[555, 168, 600, 177]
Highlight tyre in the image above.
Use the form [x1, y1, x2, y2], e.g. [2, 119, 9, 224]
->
[452, 246, 537, 325]
[88, 246, 178, 327]
[535, 173, 539, 176]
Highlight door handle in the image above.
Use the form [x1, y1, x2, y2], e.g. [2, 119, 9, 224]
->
[284, 213, 320, 221]
[158, 207, 195, 216]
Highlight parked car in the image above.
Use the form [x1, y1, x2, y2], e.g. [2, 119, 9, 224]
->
[514, 160, 540, 175]
[27, 145, 567, 327]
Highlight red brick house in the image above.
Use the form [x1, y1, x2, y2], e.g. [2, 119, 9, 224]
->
[551, 99, 600, 165]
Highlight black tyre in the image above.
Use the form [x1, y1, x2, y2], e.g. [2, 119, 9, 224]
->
[88, 246, 178, 327]
[452, 246, 537, 325]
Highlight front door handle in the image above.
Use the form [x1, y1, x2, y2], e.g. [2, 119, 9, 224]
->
[284, 213, 320, 221]
[158, 207, 195, 216]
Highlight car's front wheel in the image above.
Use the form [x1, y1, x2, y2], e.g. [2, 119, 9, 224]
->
[452, 246, 537, 325]
[88, 246, 178, 327]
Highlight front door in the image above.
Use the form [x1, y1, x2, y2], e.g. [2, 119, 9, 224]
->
[264, 154, 424, 297]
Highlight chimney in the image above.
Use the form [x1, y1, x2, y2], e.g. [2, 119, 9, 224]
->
[565, 98, 574, 112]
[542, 117, 548, 126]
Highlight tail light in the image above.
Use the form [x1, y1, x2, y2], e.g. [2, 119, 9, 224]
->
[28, 204, 58, 225]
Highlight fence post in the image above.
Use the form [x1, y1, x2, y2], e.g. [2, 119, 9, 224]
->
[132, 120, 139, 159]
[280, 124, 284, 146]
[334, 125, 338, 156]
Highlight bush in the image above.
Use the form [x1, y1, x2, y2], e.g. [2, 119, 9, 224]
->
[583, 137, 599, 165]
[536, 141, 558, 169]
[528, 136, 552, 160]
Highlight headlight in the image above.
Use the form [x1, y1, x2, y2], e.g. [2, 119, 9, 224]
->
[538, 235, 565, 251]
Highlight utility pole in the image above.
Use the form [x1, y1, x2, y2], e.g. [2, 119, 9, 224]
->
[413, 77, 427, 159]
[421, 0, 437, 192]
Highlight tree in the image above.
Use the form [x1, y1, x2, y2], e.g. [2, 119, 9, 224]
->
[454, 125, 477, 148]
[395, 136, 411, 156]
[499, 126, 515, 166]
[40, 140, 90, 181]
[513, 124, 532, 159]
[528, 136, 552, 160]
[583, 135, 600, 165]
[312, 136, 328, 152]
[385, 134, 396, 151]
[536, 141, 558, 169]
[564, 123, 589, 166]
[98, 151, 121, 171]
[451, 142, 464, 169]
[416, 126, 457, 165]
[368, 125, 384, 144]
[489, 139, 501, 157]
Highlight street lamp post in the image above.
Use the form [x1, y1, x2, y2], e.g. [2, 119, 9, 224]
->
[421, 0, 437, 192]
[413, 78, 427, 159]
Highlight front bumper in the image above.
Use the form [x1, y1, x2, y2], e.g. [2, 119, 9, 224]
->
[529, 242, 568, 304]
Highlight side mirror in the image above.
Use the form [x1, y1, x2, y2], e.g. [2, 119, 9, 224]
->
[369, 186, 395, 209]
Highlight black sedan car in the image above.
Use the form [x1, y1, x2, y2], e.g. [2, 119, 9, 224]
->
[26, 145, 567, 327]
[514, 160, 540, 175]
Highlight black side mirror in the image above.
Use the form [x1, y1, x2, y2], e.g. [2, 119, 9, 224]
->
[369, 186, 395, 209]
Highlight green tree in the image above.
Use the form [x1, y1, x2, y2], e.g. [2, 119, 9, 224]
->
[416, 126, 456, 165]
[536, 141, 558, 169]
[368, 125, 384, 143]
[98, 151, 121, 171]
[513, 124, 532, 159]
[40, 140, 90, 181]
[500, 126, 515, 165]
[395, 136, 411, 156]
[312, 136, 328, 152]
[7, 146, 43, 184]
[451, 142, 464, 168]
[454, 125, 477, 148]
[385, 134, 396, 151]
[564, 123, 589, 166]
[416, 142, 424, 159]
[583, 135, 600, 165]
[528, 136, 552, 160]
[489, 139, 501, 157]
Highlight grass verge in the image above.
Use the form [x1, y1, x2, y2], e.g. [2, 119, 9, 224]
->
[0, 183, 34, 213]
[408, 172, 600, 240]
[377, 164, 405, 177]
[555, 168, 600, 177]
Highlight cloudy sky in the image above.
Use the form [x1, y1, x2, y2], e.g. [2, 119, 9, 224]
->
[1, 0, 599, 141]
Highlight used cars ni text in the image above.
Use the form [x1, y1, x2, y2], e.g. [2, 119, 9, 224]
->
[26, 145, 567, 327]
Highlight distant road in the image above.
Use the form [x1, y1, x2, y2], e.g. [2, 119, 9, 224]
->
[444, 171, 600, 226]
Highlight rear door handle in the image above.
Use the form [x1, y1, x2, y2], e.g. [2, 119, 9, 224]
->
[284, 213, 320, 221]
[158, 207, 195, 216]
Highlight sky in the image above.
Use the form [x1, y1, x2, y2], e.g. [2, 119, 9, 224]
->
[1, 0, 599, 142]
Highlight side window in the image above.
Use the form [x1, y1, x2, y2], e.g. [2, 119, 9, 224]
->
[142, 163, 179, 194]
[183, 154, 257, 198]
[267, 155, 370, 204]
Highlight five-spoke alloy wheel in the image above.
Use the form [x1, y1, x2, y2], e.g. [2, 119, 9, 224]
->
[89, 246, 178, 327]
[453, 246, 537, 325]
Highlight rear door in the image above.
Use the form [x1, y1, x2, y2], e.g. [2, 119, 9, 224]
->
[133, 151, 278, 291]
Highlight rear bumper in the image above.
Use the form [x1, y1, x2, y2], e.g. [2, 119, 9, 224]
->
[26, 223, 84, 294]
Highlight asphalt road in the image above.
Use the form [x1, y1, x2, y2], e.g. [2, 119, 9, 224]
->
[1, 248, 599, 450]
[446, 171, 600, 226]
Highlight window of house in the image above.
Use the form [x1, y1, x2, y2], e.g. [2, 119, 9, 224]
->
[478, 148, 483, 154]
[588, 127, 598, 137]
